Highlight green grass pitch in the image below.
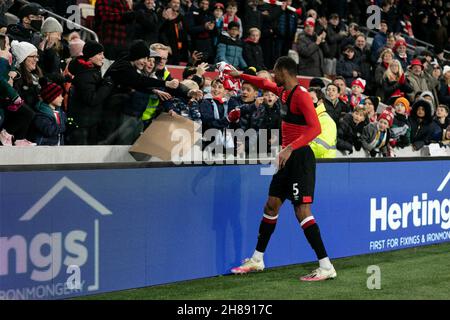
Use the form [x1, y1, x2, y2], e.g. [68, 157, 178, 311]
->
[81, 242, 450, 300]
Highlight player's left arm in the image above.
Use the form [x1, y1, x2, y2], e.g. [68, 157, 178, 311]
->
[288, 88, 321, 150]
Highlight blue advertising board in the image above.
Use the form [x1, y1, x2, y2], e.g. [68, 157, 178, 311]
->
[0, 160, 449, 299]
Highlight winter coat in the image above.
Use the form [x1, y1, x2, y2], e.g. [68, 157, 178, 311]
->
[186, 7, 216, 62]
[243, 40, 266, 71]
[199, 98, 239, 131]
[324, 98, 349, 127]
[336, 56, 361, 87]
[296, 33, 329, 77]
[361, 122, 391, 157]
[67, 57, 114, 127]
[133, 4, 161, 45]
[336, 113, 367, 153]
[408, 99, 441, 150]
[159, 13, 189, 64]
[105, 59, 166, 96]
[216, 32, 247, 70]
[406, 71, 431, 101]
[391, 113, 411, 148]
[438, 79, 450, 107]
[6, 23, 43, 48]
[33, 101, 66, 146]
[381, 77, 413, 103]
[39, 40, 71, 84]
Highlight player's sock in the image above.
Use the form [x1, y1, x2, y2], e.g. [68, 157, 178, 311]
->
[319, 257, 333, 270]
[252, 250, 264, 262]
[255, 214, 278, 254]
[301, 216, 329, 263]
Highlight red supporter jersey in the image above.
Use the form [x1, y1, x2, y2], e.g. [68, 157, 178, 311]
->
[240, 74, 321, 150]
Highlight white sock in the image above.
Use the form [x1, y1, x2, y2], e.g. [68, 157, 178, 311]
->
[252, 250, 264, 262]
[319, 257, 333, 270]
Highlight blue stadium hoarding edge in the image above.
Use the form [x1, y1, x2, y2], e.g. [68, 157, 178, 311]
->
[0, 160, 449, 299]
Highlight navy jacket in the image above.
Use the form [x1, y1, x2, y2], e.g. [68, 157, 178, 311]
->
[34, 101, 66, 145]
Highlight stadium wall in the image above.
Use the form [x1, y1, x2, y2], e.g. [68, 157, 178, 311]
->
[0, 159, 449, 299]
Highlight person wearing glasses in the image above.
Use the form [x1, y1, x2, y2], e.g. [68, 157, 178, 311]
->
[3, 39, 40, 146]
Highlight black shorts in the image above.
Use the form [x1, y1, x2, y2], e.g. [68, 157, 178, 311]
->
[269, 146, 316, 205]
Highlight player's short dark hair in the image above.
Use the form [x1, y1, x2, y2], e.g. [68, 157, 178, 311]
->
[274, 56, 297, 76]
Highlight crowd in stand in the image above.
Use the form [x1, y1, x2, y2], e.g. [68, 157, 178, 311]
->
[1, 0, 450, 157]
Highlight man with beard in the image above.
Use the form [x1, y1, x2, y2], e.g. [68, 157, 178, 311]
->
[229, 56, 337, 281]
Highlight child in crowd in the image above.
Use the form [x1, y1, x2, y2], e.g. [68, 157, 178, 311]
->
[33, 80, 66, 145]
[363, 96, 379, 123]
[349, 78, 366, 110]
[337, 105, 368, 154]
[361, 109, 394, 157]
[167, 79, 203, 123]
[222, 1, 242, 36]
[390, 97, 411, 148]
[324, 82, 349, 126]
[216, 21, 247, 70]
[433, 104, 450, 131]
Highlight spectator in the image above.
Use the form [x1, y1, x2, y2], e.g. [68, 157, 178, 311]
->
[222, 1, 243, 36]
[308, 87, 337, 158]
[361, 109, 394, 157]
[419, 91, 437, 114]
[371, 20, 388, 63]
[10, 40, 41, 145]
[199, 78, 239, 132]
[408, 99, 439, 150]
[66, 40, 113, 145]
[242, 0, 262, 36]
[0, 0, 14, 28]
[433, 104, 450, 131]
[7, 2, 45, 47]
[166, 79, 203, 123]
[349, 78, 365, 111]
[38, 17, 70, 83]
[216, 21, 247, 70]
[274, 0, 299, 59]
[33, 79, 66, 145]
[390, 97, 411, 148]
[438, 65, 450, 106]
[336, 105, 367, 155]
[212, 3, 225, 48]
[159, 0, 189, 65]
[393, 39, 411, 71]
[340, 22, 359, 48]
[375, 48, 394, 98]
[381, 59, 413, 103]
[133, 0, 162, 46]
[243, 27, 265, 71]
[326, 13, 347, 60]
[248, 89, 281, 154]
[297, 17, 329, 77]
[95, 0, 135, 61]
[187, 0, 216, 64]
[363, 96, 380, 124]
[324, 82, 348, 126]
[406, 59, 431, 103]
[336, 45, 360, 87]
[440, 124, 450, 146]
[102, 40, 179, 144]
[353, 33, 372, 94]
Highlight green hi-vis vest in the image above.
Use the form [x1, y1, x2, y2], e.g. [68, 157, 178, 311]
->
[141, 69, 171, 121]
[310, 103, 338, 159]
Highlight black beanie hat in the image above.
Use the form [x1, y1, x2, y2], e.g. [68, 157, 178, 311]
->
[83, 40, 104, 60]
[127, 40, 150, 61]
[366, 96, 380, 110]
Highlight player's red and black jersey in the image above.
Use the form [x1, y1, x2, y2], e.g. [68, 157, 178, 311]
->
[239, 74, 321, 150]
